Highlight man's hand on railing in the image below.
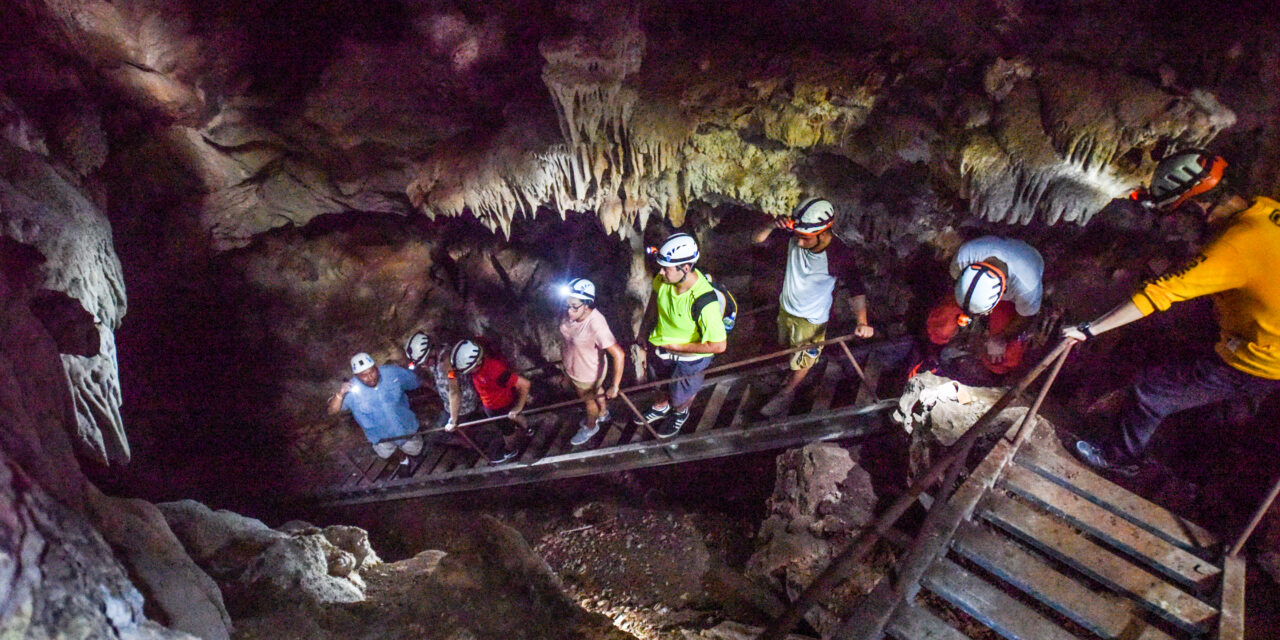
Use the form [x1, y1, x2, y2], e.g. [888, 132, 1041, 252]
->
[854, 323, 875, 339]
[444, 420, 457, 432]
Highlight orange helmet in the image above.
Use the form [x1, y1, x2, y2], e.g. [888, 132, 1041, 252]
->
[1146, 149, 1227, 210]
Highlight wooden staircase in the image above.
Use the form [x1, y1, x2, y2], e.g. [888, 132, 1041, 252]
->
[847, 419, 1244, 640]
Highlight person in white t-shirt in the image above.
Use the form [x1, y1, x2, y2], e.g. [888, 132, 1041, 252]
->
[752, 198, 874, 417]
[558, 278, 626, 446]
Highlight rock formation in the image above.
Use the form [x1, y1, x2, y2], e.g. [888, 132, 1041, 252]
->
[747, 444, 882, 637]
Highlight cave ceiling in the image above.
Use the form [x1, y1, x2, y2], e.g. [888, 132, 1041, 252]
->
[2, 0, 1278, 470]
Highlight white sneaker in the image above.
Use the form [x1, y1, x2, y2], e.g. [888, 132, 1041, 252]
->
[570, 421, 600, 446]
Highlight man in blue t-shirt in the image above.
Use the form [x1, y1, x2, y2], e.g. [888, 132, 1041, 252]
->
[327, 352, 423, 460]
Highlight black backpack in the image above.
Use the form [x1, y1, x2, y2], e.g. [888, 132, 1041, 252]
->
[691, 272, 738, 333]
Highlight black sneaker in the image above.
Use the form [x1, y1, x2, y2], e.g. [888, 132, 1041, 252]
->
[634, 404, 670, 425]
[655, 409, 690, 439]
[1073, 440, 1141, 477]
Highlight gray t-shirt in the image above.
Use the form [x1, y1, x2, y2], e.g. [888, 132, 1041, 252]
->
[952, 236, 1044, 316]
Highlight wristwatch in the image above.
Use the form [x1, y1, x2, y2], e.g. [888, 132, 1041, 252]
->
[1076, 322, 1095, 340]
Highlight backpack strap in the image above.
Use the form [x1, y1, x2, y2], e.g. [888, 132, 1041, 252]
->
[691, 291, 718, 328]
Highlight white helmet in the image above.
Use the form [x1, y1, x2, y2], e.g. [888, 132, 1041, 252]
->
[791, 198, 835, 235]
[954, 262, 1007, 315]
[451, 339, 483, 374]
[654, 233, 699, 267]
[562, 278, 596, 303]
[350, 352, 376, 374]
[405, 332, 431, 366]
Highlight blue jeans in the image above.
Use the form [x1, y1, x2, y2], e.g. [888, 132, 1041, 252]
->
[1113, 354, 1280, 461]
[648, 353, 713, 409]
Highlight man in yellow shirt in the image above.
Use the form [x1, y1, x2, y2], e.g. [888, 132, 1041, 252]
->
[1064, 150, 1280, 473]
[635, 233, 728, 438]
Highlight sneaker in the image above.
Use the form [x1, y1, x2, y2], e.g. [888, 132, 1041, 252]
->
[655, 409, 690, 439]
[1073, 440, 1140, 477]
[570, 421, 600, 446]
[395, 457, 414, 478]
[759, 389, 795, 417]
[634, 404, 670, 425]
[595, 409, 612, 427]
[488, 448, 518, 465]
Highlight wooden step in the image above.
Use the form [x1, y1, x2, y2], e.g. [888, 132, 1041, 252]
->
[1219, 555, 1246, 640]
[728, 382, 754, 429]
[1000, 464, 1221, 593]
[951, 521, 1176, 640]
[1016, 436, 1218, 552]
[886, 603, 970, 640]
[920, 556, 1081, 640]
[853, 351, 882, 407]
[977, 491, 1217, 634]
[810, 359, 842, 414]
[694, 380, 734, 433]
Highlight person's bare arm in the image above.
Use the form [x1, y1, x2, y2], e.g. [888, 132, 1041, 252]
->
[850, 294, 874, 338]
[604, 343, 625, 398]
[327, 381, 353, 415]
[1062, 301, 1146, 341]
[509, 375, 532, 415]
[661, 340, 727, 354]
[753, 218, 790, 244]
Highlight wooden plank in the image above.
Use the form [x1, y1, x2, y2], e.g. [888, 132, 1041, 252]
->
[315, 399, 894, 506]
[952, 521, 1177, 640]
[694, 380, 733, 433]
[728, 383, 754, 429]
[1001, 464, 1221, 592]
[921, 557, 1082, 640]
[853, 354, 882, 407]
[600, 417, 638, 448]
[524, 419, 563, 462]
[1217, 554, 1246, 640]
[978, 491, 1218, 634]
[837, 423, 1035, 640]
[809, 360, 842, 414]
[413, 446, 450, 478]
[886, 603, 971, 640]
[1016, 438, 1218, 551]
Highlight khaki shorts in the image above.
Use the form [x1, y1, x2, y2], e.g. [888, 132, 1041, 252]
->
[777, 309, 827, 370]
[372, 435, 424, 459]
[569, 374, 603, 393]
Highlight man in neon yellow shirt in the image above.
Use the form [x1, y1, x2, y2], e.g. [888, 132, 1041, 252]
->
[1065, 150, 1280, 473]
[635, 233, 727, 438]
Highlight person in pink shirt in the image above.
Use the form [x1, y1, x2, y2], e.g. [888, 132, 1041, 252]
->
[559, 278, 626, 446]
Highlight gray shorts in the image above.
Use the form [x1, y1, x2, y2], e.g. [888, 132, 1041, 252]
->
[372, 435, 424, 459]
[648, 353, 713, 408]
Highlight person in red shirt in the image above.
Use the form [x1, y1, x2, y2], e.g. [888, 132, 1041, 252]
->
[445, 339, 532, 464]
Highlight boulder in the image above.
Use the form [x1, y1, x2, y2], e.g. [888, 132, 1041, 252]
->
[746, 444, 880, 637]
[241, 534, 365, 607]
[0, 450, 196, 640]
[156, 499, 287, 575]
[157, 499, 372, 611]
[87, 489, 232, 640]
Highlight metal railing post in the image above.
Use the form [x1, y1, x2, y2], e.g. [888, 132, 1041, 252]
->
[1230, 474, 1280, 557]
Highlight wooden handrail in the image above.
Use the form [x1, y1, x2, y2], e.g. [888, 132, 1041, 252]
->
[758, 339, 1075, 639]
[372, 333, 910, 445]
